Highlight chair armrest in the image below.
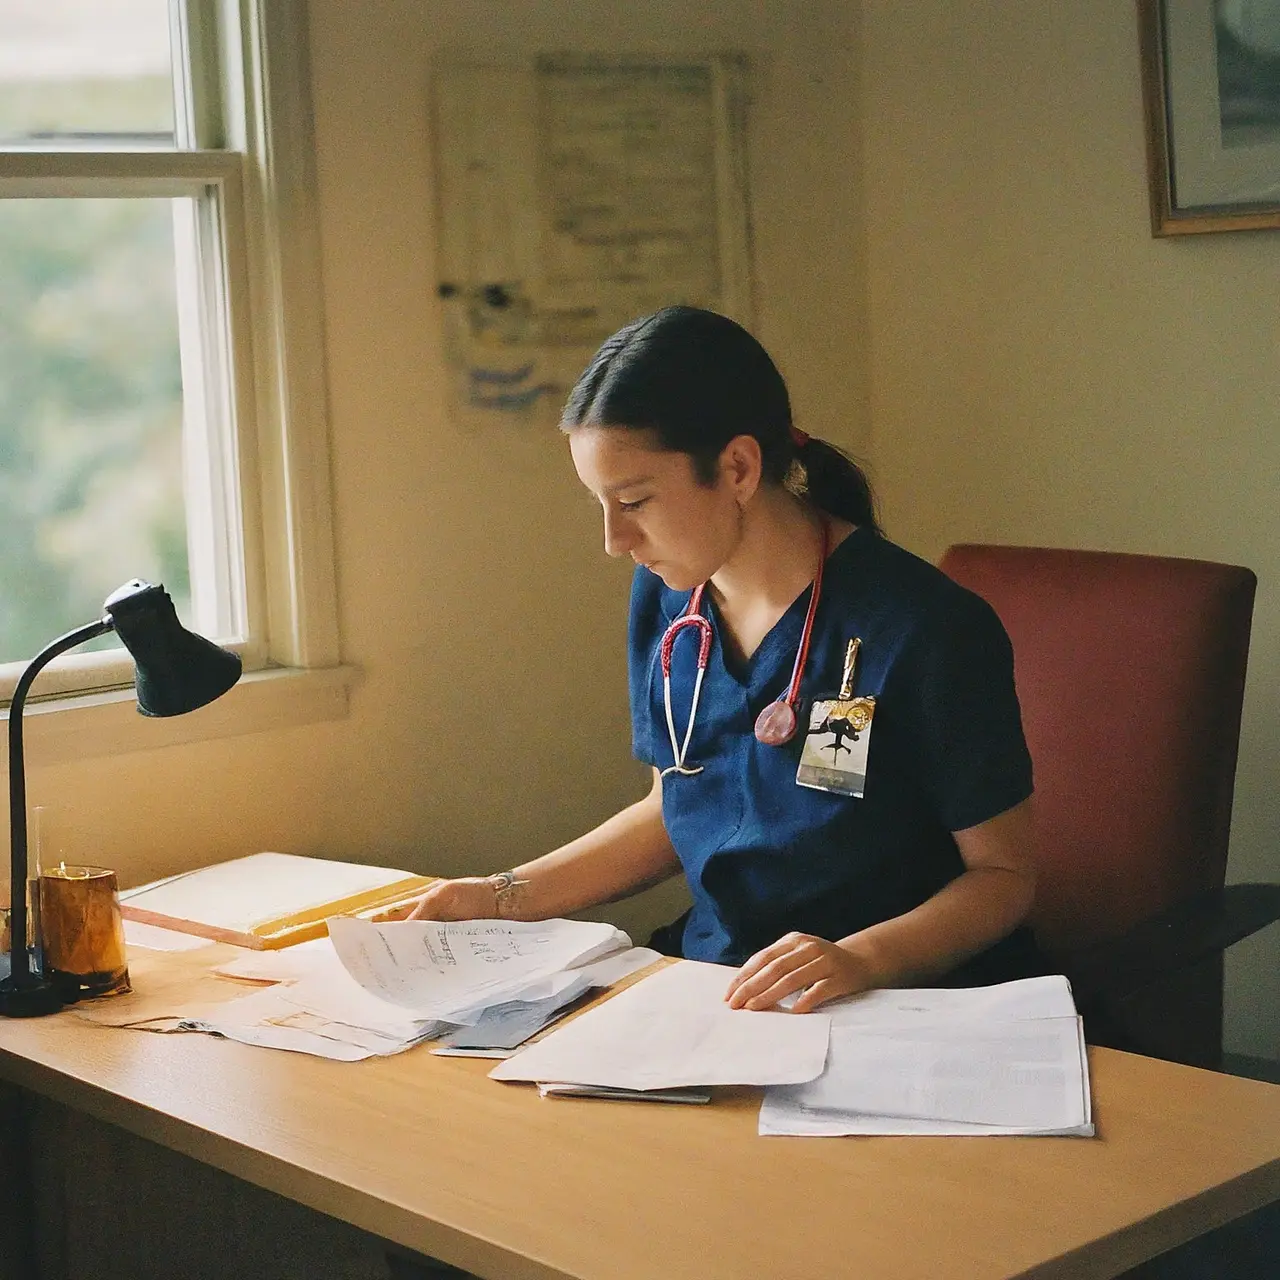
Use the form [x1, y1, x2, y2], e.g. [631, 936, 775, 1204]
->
[1062, 882, 1280, 1006]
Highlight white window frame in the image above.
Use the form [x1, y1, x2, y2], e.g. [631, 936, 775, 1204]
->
[0, 0, 349, 760]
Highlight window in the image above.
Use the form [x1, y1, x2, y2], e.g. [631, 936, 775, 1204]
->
[0, 0, 342, 742]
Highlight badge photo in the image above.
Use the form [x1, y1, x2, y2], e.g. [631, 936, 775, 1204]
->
[796, 638, 875, 798]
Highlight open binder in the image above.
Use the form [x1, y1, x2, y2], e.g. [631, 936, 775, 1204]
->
[118, 852, 435, 949]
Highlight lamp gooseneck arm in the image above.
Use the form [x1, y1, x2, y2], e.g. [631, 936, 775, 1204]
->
[6, 617, 114, 988]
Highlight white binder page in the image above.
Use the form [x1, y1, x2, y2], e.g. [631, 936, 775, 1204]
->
[489, 959, 831, 1091]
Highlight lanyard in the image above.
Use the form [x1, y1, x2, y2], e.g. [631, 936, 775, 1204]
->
[657, 520, 829, 776]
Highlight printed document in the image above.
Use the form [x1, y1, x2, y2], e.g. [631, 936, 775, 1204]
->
[759, 975, 1093, 1137]
[489, 959, 831, 1091]
[327, 916, 630, 1023]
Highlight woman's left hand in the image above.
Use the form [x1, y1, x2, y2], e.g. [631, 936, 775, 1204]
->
[724, 932, 878, 1013]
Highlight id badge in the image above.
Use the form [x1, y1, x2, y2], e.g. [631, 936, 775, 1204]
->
[795, 637, 874, 797]
[796, 695, 875, 796]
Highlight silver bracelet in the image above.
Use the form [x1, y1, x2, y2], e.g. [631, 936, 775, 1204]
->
[486, 870, 529, 918]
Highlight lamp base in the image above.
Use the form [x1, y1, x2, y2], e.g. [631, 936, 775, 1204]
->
[0, 953, 65, 1017]
[48, 963, 131, 1002]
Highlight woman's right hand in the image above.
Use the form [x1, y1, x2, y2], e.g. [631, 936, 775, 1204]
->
[382, 876, 499, 922]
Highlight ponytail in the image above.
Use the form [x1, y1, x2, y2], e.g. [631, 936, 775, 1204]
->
[792, 436, 880, 534]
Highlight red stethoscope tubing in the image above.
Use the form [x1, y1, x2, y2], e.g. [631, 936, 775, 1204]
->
[659, 604, 714, 776]
[657, 521, 829, 776]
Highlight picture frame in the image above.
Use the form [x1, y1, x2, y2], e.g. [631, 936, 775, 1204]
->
[1138, 0, 1280, 235]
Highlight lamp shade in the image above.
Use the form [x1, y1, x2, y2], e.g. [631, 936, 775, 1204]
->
[103, 580, 242, 717]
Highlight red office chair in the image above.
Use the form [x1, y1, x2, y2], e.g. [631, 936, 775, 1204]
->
[939, 544, 1279, 1069]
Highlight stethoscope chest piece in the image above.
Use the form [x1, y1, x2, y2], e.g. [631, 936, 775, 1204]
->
[754, 700, 798, 746]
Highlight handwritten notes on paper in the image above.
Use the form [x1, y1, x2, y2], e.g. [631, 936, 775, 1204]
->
[166, 924, 650, 1062]
[430, 54, 750, 424]
[534, 57, 724, 347]
[326, 916, 630, 1024]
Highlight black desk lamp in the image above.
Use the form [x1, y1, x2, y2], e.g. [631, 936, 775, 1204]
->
[1, 580, 241, 1017]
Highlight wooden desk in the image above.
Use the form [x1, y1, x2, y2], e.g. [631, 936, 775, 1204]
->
[1, 944, 1278, 1280]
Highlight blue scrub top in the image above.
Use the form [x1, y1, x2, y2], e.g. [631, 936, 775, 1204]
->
[628, 527, 1037, 978]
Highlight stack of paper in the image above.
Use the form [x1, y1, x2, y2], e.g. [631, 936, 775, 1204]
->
[326, 916, 632, 1022]
[180, 918, 656, 1061]
[758, 975, 1094, 1137]
[430, 946, 662, 1057]
[490, 960, 831, 1096]
[180, 962, 444, 1061]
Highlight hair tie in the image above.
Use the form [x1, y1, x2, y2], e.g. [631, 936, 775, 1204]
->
[790, 427, 810, 449]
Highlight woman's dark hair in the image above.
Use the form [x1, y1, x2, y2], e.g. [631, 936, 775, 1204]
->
[560, 305, 879, 532]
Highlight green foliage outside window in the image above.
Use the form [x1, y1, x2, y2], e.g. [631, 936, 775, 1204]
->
[0, 76, 189, 667]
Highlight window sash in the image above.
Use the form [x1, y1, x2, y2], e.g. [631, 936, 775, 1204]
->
[0, 157, 265, 702]
[0, 0, 340, 722]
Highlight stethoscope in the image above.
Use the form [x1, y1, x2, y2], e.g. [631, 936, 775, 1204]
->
[657, 521, 829, 777]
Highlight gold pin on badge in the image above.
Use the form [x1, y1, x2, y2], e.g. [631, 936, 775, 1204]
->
[807, 640, 876, 736]
[845, 697, 875, 731]
[838, 638, 860, 700]
[833, 639, 876, 729]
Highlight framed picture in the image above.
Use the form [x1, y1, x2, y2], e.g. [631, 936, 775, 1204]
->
[1138, 0, 1280, 235]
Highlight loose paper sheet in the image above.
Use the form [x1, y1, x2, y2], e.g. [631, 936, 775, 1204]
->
[489, 959, 831, 1090]
[182, 984, 437, 1061]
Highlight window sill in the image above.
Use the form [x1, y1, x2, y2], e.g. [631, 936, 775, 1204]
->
[8, 665, 358, 767]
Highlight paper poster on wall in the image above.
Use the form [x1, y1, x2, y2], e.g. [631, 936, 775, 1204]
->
[431, 53, 752, 426]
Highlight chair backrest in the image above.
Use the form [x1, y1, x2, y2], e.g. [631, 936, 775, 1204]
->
[938, 544, 1256, 958]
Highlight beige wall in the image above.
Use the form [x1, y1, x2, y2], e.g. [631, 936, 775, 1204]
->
[862, 0, 1279, 1056]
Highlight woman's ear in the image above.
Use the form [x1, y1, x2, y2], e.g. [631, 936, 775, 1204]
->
[719, 434, 763, 505]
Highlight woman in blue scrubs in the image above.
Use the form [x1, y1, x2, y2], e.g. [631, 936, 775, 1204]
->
[403, 306, 1040, 1012]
